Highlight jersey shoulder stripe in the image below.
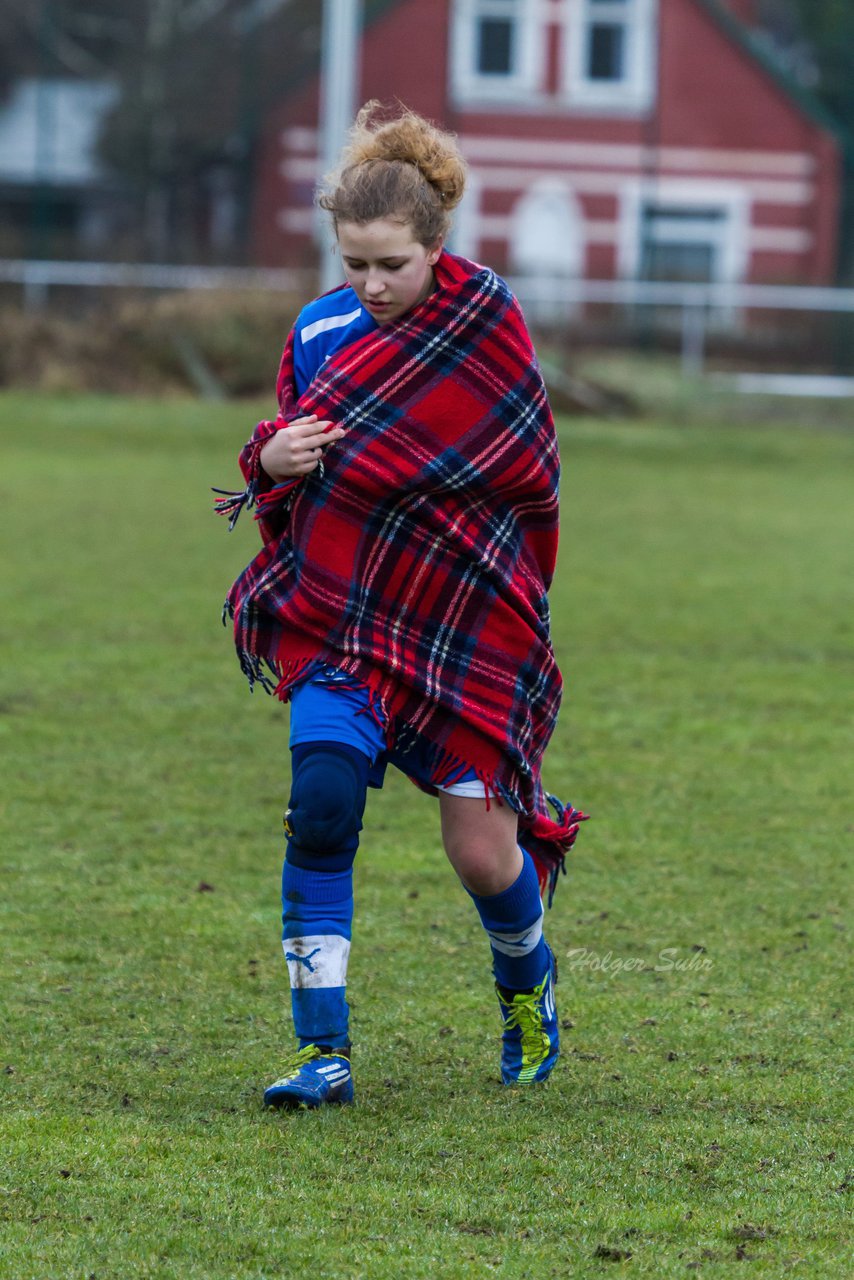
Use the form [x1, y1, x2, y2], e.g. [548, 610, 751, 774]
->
[291, 287, 376, 396]
[300, 306, 364, 345]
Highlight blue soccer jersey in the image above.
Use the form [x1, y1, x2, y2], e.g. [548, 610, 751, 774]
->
[292, 287, 377, 397]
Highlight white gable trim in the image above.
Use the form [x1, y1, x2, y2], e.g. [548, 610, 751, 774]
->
[477, 212, 812, 254]
[458, 135, 815, 178]
[281, 154, 813, 206]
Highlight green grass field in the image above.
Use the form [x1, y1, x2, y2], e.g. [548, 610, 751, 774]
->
[1, 381, 851, 1279]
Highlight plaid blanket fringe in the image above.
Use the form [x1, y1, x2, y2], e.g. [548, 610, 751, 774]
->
[223, 604, 587, 904]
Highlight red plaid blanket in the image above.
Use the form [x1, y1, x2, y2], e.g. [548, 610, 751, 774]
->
[218, 251, 586, 899]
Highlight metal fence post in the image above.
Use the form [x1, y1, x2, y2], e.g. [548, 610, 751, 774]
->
[681, 302, 706, 378]
[23, 268, 48, 312]
[318, 0, 362, 294]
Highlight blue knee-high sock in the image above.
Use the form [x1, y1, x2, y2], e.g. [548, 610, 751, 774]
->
[467, 849, 549, 992]
[282, 860, 353, 1050]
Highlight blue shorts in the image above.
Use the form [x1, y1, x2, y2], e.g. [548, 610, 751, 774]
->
[289, 667, 492, 799]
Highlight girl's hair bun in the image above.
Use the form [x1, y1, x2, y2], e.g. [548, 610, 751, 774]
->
[318, 101, 468, 245]
[346, 101, 467, 211]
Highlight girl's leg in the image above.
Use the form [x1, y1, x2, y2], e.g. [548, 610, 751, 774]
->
[281, 740, 369, 1051]
[440, 793, 548, 989]
[439, 792, 559, 1084]
[264, 740, 368, 1109]
[265, 677, 386, 1109]
[439, 792, 522, 895]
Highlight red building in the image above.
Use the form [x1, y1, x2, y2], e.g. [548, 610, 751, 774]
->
[252, 0, 843, 287]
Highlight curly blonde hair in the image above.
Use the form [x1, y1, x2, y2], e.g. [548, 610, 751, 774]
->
[318, 101, 468, 247]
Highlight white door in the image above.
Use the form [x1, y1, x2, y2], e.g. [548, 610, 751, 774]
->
[511, 178, 584, 321]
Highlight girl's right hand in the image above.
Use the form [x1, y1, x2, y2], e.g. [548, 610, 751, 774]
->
[259, 415, 346, 481]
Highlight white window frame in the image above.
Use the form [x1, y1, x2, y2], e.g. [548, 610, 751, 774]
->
[617, 179, 750, 285]
[566, 0, 657, 113]
[450, 0, 543, 105]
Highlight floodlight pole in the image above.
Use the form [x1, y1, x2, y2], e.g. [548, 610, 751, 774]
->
[318, 0, 363, 294]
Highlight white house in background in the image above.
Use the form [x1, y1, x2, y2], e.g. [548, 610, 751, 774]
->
[0, 78, 120, 254]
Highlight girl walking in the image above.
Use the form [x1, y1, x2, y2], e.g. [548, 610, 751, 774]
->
[217, 103, 585, 1107]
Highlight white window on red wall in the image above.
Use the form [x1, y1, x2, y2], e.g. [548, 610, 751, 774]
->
[618, 181, 750, 284]
[566, 0, 657, 111]
[451, 0, 543, 102]
[641, 206, 727, 281]
[451, 0, 656, 113]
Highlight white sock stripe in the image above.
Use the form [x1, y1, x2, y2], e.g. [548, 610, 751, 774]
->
[486, 913, 544, 957]
[282, 934, 351, 989]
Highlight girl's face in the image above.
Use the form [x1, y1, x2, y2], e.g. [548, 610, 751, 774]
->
[337, 219, 442, 325]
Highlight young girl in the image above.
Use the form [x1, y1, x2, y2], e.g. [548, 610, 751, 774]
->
[217, 103, 585, 1108]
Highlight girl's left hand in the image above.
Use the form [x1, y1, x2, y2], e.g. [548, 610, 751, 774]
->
[259, 415, 345, 481]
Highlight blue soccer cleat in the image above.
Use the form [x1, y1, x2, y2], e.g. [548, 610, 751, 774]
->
[263, 1044, 354, 1109]
[496, 948, 559, 1085]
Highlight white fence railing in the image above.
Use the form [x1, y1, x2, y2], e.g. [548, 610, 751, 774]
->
[3, 258, 854, 376]
[506, 275, 854, 376]
[0, 258, 311, 311]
